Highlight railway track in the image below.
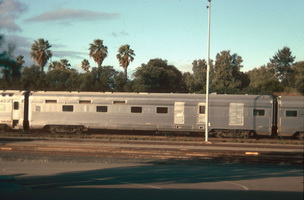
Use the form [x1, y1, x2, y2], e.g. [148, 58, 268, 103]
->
[0, 132, 303, 165]
[1, 130, 303, 144]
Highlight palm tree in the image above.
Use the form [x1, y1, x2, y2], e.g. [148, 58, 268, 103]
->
[16, 55, 25, 65]
[89, 39, 108, 68]
[81, 59, 90, 72]
[58, 59, 71, 70]
[30, 39, 52, 72]
[116, 44, 135, 79]
[49, 59, 71, 71]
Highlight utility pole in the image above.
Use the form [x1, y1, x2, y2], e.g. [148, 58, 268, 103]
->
[205, 0, 211, 142]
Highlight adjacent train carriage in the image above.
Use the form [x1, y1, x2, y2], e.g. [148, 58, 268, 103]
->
[277, 96, 304, 139]
[208, 95, 274, 138]
[0, 90, 27, 131]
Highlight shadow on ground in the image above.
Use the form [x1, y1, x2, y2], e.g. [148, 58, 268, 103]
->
[1, 158, 303, 200]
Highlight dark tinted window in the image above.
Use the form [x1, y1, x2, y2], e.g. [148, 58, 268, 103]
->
[13, 102, 19, 110]
[131, 107, 142, 113]
[79, 100, 91, 104]
[286, 110, 297, 117]
[199, 106, 205, 114]
[157, 107, 168, 114]
[253, 109, 265, 116]
[96, 106, 108, 112]
[45, 100, 57, 103]
[63, 105, 73, 112]
[113, 101, 125, 104]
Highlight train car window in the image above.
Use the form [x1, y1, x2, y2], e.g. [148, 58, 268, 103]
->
[253, 109, 265, 116]
[0, 104, 5, 111]
[131, 107, 142, 113]
[13, 102, 19, 110]
[62, 105, 74, 112]
[113, 101, 125, 104]
[199, 106, 205, 114]
[96, 106, 108, 112]
[79, 100, 91, 104]
[45, 100, 57, 103]
[157, 107, 168, 114]
[286, 110, 297, 117]
[36, 106, 41, 112]
[1, 93, 14, 96]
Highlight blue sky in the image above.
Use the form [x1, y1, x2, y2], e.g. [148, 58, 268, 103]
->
[1, 0, 303, 75]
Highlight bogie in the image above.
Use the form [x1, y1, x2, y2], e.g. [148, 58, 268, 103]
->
[47, 125, 87, 134]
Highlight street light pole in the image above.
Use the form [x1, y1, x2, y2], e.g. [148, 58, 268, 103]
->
[205, 0, 211, 142]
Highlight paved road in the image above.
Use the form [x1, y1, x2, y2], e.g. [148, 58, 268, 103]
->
[1, 159, 303, 200]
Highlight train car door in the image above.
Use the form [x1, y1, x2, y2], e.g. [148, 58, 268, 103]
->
[174, 102, 185, 124]
[12, 100, 20, 128]
[229, 103, 244, 126]
[197, 103, 205, 124]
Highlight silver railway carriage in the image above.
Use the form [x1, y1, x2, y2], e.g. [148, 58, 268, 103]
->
[208, 95, 274, 138]
[0, 90, 27, 130]
[28, 92, 207, 133]
[277, 96, 304, 139]
[28, 91, 274, 137]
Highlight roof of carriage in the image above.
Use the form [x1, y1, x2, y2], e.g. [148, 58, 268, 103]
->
[28, 91, 274, 104]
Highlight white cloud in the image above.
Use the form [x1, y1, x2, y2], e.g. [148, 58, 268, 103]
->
[26, 9, 119, 23]
[52, 50, 87, 60]
[0, 0, 27, 32]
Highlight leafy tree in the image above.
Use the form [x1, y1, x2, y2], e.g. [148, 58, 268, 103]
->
[89, 39, 108, 68]
[258, 79, 284, 94]
[81, 59, 90, 72]
[77, 72, 95, 91]
[21, 65, 46, 90]
[90, 66, 118, 91]
[0, 54, 21, 81]
[182, 72, 194, 93]
[132, 58, 183, 93]
[113, 72, 134, 92]
[45, 69, 78, 91]
[269, 47, 295, 84]
[211, 50, 243, 93]
[0, 35, 22, 87]
[190, 59, 215, 93]
[30, 38, 52, 72]
[192, 59, 207, 92]
[246, 65, 276, 88]
[289, 61, 304, 94]
[116, 44, 135, 80]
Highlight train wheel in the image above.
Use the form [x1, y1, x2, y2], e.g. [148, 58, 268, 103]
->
[241, 131, 252, 139]
[0, 124, 9, 132]
[48, 126, 58, 133]
[72, 126, 83, 134]
[48, 125, 67, 133]
[215, 131, 223, 138]
[298, 133, 304, 141]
